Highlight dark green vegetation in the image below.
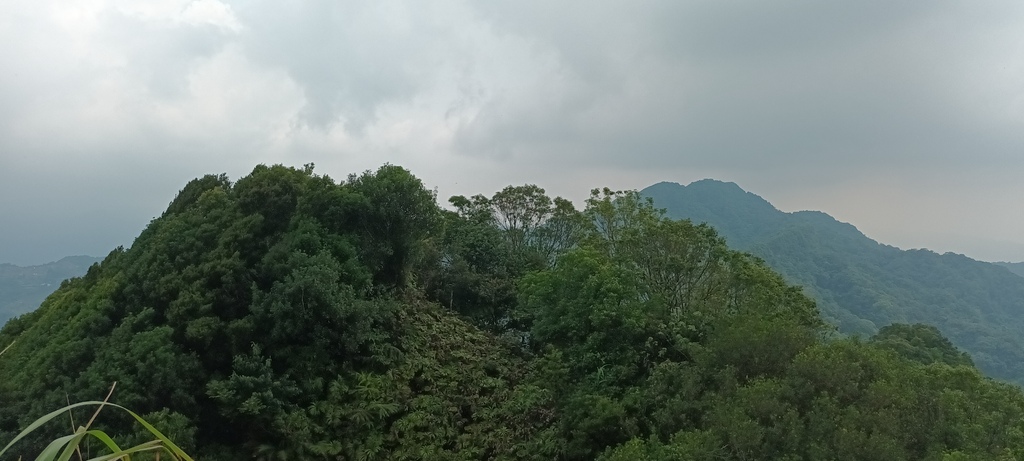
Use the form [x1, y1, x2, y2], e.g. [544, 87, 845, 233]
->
[0, 256, 101, 326]
[3, 165, 1024, 460]
[643, 179, 1024, 385]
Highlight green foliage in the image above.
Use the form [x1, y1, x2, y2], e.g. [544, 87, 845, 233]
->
[348, 164, 440, 288]
[0, 164, 552, 460]
[0, 345, 194, 460]
[644, 179, 1024, 385]
[422, 184, 584, 334]
[872, 323, 975, 367]
[0, 399, 194, 461]
[4, 165, 1024, 460]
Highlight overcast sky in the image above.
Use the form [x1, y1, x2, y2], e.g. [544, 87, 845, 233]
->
[3, 0, 1024, 265]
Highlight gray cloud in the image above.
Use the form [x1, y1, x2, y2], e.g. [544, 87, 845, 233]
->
[2, 0, 1024, 265]
[455, 1, 1024, 174]
[235, 1, 478, 131]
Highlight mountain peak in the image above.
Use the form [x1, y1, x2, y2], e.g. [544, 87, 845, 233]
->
[645, 179, 779, 209]
[647, 178, 754, 195]
[640, 179, 783, 248]
[688, 178, 743, 189]
[643, 178, 1024, 385]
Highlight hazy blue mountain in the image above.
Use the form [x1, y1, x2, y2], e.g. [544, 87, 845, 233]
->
[0, 256, 101, 325]
[995, 261, 1024, 278]
[643, 179, 1024, 384]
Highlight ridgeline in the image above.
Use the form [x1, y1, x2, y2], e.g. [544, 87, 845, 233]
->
[2, 165, 1024, 460]
[643, 179, 1024, 385]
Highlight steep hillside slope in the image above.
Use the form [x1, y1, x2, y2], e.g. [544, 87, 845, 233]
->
[0, 165, 556, 460]
[4, 167, 1024, 460]
[644, 180, 1024, 384]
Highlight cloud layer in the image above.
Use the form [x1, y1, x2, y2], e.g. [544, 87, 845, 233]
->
[3, 0, 1024, 264]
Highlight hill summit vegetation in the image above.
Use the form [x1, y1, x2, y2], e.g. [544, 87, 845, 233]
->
[3, 164, 1024, 460]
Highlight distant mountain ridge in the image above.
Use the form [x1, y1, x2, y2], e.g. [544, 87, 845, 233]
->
[995, 261, 1024, 278]
[643, 179, 1024, 384]
[0, 255, 101, 325]
[643, 180, 873, 247]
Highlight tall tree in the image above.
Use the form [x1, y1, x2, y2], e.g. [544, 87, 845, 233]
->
[348, 164, 440, 288]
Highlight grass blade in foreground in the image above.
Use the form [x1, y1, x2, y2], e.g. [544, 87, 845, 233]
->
[0, 401, 195, 460]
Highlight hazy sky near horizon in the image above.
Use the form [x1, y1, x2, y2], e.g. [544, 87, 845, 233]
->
[3, 0, 1024, 265]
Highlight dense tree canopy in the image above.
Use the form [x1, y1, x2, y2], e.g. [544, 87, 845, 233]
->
[2, 165, 1024, 460]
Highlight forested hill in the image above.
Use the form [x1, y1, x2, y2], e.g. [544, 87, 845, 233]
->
[4, 164, 1024, 460]
[0, 256, 101, 325]
[995, 261, 1024, 278]
[643, 179, 1024, 384]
